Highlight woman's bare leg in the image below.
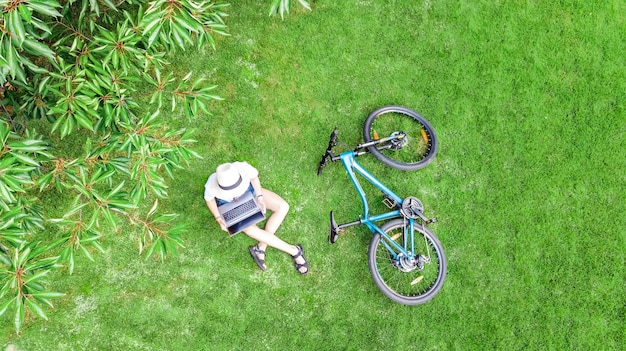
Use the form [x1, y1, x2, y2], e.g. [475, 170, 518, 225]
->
[261, 189, 289, 235]
[254, 189, 289, 262]
[243, 226, 299, 256]
[244, 189, 306, 273]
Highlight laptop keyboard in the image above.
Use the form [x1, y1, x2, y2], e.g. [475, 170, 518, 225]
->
[222, 200, 259, 223]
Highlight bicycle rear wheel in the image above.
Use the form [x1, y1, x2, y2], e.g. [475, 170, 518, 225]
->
[363, 106, 438, 171]
[368, 219, 446, 305]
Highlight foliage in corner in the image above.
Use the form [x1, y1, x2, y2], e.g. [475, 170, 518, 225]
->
[269, 0, 311, 19]
[0, 0, 229, 333]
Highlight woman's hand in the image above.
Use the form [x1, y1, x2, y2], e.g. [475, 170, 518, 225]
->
[257, 195, 267, 214]
[215, 217, 228, 232]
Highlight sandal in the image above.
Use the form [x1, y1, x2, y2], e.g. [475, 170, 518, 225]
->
[291, 244, 309, 275]
[249, 245, 266, 271]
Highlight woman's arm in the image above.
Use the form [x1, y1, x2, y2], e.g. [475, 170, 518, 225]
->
[205, 198, 228, 232]
[250, 176, 266, 213]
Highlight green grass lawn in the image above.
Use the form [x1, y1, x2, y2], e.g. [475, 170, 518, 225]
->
[3, 0, 625, 349]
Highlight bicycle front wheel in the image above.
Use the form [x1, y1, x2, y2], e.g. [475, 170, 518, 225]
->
[363, 106, 438, 171]
[368, 219, 446, 305]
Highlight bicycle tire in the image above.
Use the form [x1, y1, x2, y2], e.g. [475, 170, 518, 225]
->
[367, 219, 446, 305]
[363, 106, 438, 171]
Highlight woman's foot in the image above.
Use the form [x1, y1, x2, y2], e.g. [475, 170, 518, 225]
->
[291, 244, 309, 275]
[249, 244, 266, 271]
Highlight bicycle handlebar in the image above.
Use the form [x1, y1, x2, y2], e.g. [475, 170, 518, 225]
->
[317, 128, 406, 175]
[317, 128, 339, 175]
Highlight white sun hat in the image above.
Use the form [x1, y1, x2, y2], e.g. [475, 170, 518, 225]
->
[207, 163, 252, 201]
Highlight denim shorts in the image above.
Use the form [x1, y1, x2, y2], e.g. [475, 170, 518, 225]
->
[215, 183, 255, 206]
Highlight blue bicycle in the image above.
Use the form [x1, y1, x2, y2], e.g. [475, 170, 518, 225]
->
[318, 106, 446, 305]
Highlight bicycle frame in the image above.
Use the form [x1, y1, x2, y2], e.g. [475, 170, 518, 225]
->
[319, 130, 436, 261]
[336, 150, 419, 258]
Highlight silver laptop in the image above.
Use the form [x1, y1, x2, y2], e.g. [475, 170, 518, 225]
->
[217, 191, 266, 235]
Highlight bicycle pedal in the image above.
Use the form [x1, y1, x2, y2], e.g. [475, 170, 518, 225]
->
[382, 196, 397, 209]
[329, 211, 339, 244]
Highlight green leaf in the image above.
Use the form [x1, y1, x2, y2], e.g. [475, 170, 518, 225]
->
[73, 113, 95, 131]
[0, 298, 14, 317]
[18, 4, 32, 23]
[102, 0, 117, 11]
[16, 247, 30, 267]
[67, 250, 75, 274]
[22, 39, 56, 62]
[143, 16, 163, 35]
[0, 251, 11, 266]
[147, 22, 163, 48]
[174, 15, 201, 34]
[298, 0, 312, 11]
[24, 270, 49, 285]
[26, 298, 49, 321]
[0, 174, 26, 192]
[30, 291, 65, 299]
[147, 199, 159, 218]
[101, 207, 117, 229]
[62, 202, 89, 218]
[10, 8, 26, 45]
[24, 257, 59, 271]
[79, 243, 95, 262]
[8, 139, 48, 153]
[28, 0, 62, 17]
[61, 115, 76, 138]
[14, 296, 24, 333]
[90, 240, 105, 254]
[269, 0, 281, 17]
[144, 239, 159, 260]
[30, 16, 52, 35]
[153, 214, 176, 223]
[3, 30, 20, 79]
[9, 152, 40, 167]
[0, 182, 16, 202]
